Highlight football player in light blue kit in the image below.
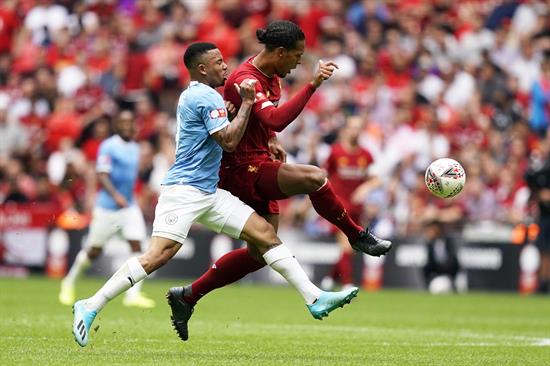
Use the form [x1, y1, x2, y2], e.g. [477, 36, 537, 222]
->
[59, 110, 155, 309]
[72, 42, 358, 347]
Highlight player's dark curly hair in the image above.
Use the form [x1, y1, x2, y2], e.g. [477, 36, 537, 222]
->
[183, 42, 217, 69]
[256, 20, 305, 50]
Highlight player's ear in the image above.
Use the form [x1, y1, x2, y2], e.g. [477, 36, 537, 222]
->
[197, 63, 207, 76]
[277, 47, 285, 58]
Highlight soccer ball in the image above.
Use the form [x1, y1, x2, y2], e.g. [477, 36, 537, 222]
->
[425, 158, 466, 198]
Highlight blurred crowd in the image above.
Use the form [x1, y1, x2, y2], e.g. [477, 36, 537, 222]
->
[2, 0, 550, 239]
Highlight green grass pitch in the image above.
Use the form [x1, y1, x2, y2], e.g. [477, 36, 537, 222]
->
[0, 277, 549, 365]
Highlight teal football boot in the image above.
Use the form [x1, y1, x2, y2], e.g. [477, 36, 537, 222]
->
[307, 287, 359, 320]
[72, 300, 97, 347]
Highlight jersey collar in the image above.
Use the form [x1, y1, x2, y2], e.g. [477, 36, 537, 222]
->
[113, 134, 132, 145]
[249, 56, 271, 78]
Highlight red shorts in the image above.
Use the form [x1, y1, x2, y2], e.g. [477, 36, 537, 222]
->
[219, 160, 284, 215]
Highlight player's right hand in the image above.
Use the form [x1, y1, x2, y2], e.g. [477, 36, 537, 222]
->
[114, 193, 129, 208]
[312, 60, 339, 88]
[234, 79, 257, 103]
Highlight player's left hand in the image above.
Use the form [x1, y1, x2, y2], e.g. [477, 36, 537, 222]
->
[224, 100, 236, 121]
[311, 60, 339, 88]
[234, 79, 257, 103]
[268, 136, 287, 162]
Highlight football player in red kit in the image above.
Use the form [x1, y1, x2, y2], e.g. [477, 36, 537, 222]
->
[321, 116, 379, 289]
[167, 21, 391, 341]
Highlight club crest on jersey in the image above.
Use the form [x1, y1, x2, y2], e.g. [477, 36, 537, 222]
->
[209, 108, 227, 119]
[97, 155, 111, 165]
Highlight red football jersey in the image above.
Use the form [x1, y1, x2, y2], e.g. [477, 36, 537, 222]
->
[325, 143, 373, 201]
[222, 57, 282, 166]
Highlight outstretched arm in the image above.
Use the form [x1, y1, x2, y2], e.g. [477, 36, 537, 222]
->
[212, 79, 256, 152]
[254, 83, 316, 132]
[254, 60, 339, 132]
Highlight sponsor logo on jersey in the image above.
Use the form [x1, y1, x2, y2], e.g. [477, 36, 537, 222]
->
[209, 108, 227, 119]
[260, 100, 274, 109]
[96, 155, 112, 171]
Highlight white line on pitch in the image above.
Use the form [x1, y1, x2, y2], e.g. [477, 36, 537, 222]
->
[193, 321, 550, 347]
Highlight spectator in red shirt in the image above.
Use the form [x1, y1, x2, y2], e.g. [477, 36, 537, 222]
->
[119, 40, 152, 106]
[45, 98, 82, 153]
[0, 0, 18, 54]
[79, 115, 112, 162]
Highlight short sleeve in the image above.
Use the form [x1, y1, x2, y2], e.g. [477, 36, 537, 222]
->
[96, 141, 112, 173]
[200, 89, 230, 135]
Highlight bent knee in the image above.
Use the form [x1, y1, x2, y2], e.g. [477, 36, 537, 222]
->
[140, 250, 171, 273]
[129, 243, 142, 253]
[157, 248, 174, 264]
[244, 216, 279, 246]
[87, 247, 102, 259]
[140, 238, 180, 272]
[305, 166, 326, 191]
[256, 220, 279, 243]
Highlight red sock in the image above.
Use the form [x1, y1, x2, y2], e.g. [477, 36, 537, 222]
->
[329, 258, 340, 280]
[330, 252, 353, 284]
[184, 248, 265, 305]
[309, 181, 363, 243]
[337, 252, 353, 285]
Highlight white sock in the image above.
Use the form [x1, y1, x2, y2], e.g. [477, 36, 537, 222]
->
[85, 257, 147, 312]
[125, 276, 144, 299]
[63, 251, 91, 285]
[263, 244, 321, 305]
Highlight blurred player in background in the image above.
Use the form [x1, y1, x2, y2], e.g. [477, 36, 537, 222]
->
[320, 116, 379, 290]
[421, 219, 464, 294]
[169, 20, 391, 341]
[72, 42, 358, 347]
[59, 110, 155, 308]
[525, 144, 550, 294]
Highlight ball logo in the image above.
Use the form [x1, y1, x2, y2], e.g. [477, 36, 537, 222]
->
[165, 213, 178, 225]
